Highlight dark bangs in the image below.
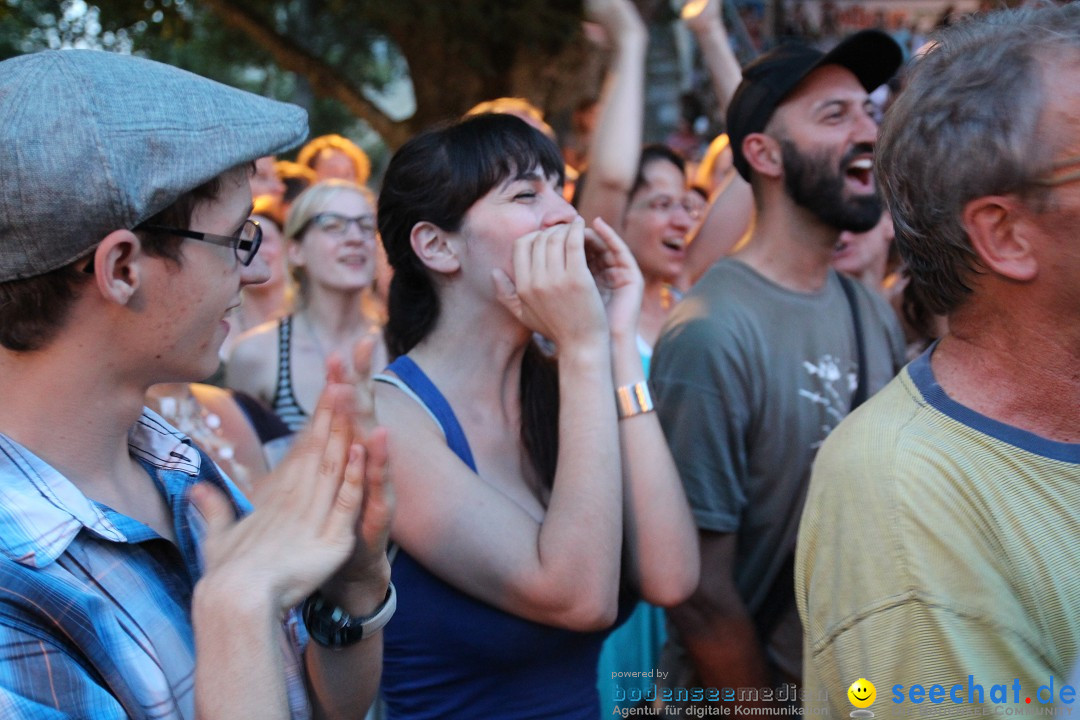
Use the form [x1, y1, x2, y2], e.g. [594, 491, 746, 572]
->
[630, 144, 687, 199]
[440, 113, 565, 230]
[378, 112, 564, 275]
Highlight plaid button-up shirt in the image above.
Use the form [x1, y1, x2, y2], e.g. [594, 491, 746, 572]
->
[0, 410, 309, 719]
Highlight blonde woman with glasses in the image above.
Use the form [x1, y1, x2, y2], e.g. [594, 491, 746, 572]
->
[226, 179, 387, 433]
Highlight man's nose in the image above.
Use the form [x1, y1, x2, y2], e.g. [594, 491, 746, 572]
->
[853, 104, 880, 146]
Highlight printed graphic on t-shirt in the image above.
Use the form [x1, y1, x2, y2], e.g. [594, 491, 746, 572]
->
[799, 354, 857, 449]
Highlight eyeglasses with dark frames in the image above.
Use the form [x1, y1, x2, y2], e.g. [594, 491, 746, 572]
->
[304, 213, 378, 239]
[84, 218, 263, 274]
[140, 219, 263, 265]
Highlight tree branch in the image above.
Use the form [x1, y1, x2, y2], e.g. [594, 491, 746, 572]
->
[201, 0, 412, 148]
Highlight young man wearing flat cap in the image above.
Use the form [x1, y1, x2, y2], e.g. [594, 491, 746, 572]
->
[650, 32, 906, 704]
[0, 50, 393, 719]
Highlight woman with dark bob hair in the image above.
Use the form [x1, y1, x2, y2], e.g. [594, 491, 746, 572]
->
[373, 113, 699, 718]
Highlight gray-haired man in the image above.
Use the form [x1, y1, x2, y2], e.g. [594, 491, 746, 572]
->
[797, 5, 1080, 714]
[0, 50, 393, 719]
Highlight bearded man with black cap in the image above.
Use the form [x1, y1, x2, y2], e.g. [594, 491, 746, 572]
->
[650, 32, 906, 704]
[0, 50, 393, 719]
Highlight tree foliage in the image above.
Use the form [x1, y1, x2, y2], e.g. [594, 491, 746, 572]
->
[1, 0, 606, 150]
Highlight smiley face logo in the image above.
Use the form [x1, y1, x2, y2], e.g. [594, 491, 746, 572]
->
[848, 678, 876, 708]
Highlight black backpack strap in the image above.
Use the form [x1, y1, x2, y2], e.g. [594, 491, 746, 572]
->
[838, 273, 868, 411]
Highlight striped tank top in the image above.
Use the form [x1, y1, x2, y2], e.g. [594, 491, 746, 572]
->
[270, 315, 309, 432]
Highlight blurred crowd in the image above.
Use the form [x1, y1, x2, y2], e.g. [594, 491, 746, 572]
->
[0, 1, 1077, 719]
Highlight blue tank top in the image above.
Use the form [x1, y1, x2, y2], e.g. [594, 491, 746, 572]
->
[376, 356, 606, 719]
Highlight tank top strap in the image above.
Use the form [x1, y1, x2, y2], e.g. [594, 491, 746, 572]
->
[270, 315, 308, 433]
[275, 315, 292, 386]
[383, 356, 477, 472]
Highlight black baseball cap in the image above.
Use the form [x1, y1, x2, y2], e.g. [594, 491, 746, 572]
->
[726, 30, 904, 182]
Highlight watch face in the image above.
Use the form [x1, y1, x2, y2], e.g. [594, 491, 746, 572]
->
[302, 583, 397, 649]
[303, 593, 353, 648]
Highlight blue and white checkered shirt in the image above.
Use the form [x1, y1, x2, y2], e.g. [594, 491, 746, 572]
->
[0, 410, 310, 719]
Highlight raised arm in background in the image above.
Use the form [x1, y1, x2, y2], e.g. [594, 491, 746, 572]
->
[681, 0, 755, 288]
[574, 0, 648, 231]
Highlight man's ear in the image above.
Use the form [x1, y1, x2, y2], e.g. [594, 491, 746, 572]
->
[742, 132, 783, 180]
[90, 229, 144, 306]
[410, 221, 460, 274]
[961, 195, 1038, 282]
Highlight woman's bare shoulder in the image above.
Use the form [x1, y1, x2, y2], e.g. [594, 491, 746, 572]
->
[224, 317, 285, 400]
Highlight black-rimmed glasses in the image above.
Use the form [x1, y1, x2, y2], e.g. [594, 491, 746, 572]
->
[140, 219, 264, 265]
[305, 213, 378, 239]
[82, 219, 263, 274]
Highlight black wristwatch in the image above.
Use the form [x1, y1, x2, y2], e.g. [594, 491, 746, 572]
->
[302, 582, 397, 649]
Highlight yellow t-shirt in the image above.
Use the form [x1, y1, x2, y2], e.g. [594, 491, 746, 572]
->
[797, 348, 1080, 717]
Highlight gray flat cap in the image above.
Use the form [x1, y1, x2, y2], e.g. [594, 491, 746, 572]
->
[0, 50, 309, 281]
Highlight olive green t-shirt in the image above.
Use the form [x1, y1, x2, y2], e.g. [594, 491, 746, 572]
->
[651, 259, 905, 682]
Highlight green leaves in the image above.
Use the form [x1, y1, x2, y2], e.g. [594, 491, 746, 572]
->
[5, 0, 597, 151]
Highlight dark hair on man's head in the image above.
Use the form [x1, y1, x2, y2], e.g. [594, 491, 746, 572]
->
[0, 174, 223, 352]
[629, 144, 687, 201]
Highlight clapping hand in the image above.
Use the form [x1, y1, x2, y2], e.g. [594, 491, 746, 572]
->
[324, 338, 393, 594]
[191, 382, 380, 614]
[192, 335, 393, 614]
